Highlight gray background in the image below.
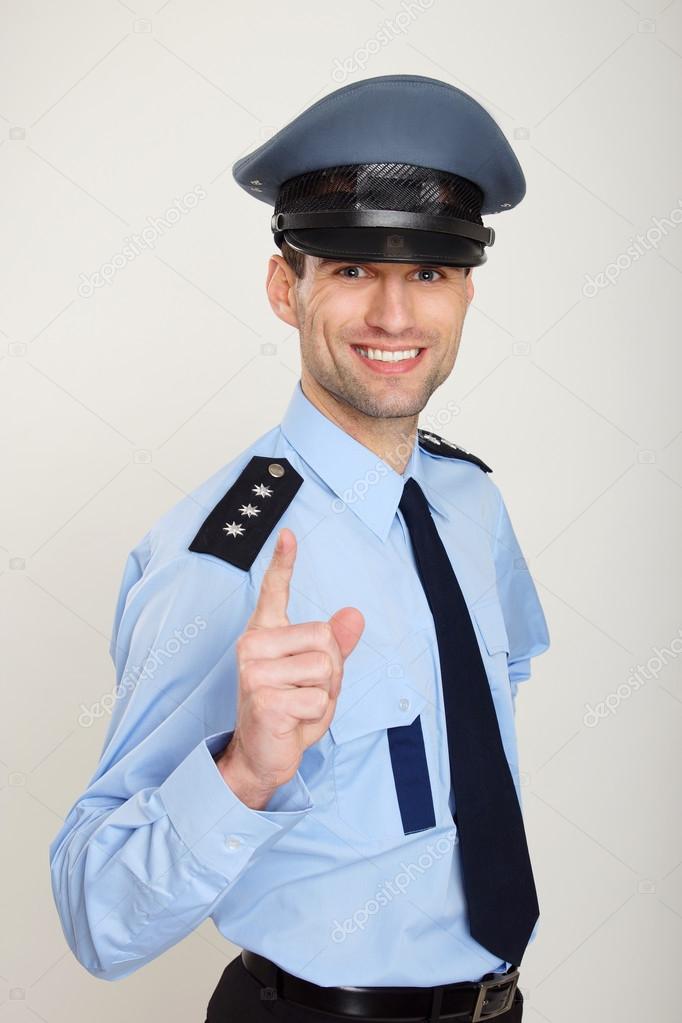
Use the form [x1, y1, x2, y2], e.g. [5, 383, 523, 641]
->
[2, 0, 681, 1020]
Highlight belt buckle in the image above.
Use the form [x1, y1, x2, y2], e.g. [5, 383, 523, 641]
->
[471, 968, 519, 1021]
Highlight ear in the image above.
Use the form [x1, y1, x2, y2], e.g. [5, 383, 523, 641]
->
[465, 267, 475, 304]
[266, 254, 300, 329]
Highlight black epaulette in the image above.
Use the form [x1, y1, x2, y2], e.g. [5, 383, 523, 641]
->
[417, 429, 492, 473]
[188, 456, 303, 570]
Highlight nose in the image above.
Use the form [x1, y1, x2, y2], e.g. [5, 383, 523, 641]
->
[363, 273, 417, 336]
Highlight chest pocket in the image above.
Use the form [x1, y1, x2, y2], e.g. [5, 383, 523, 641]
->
[470, 599, 511, 694]
[328, 628, 435, 849]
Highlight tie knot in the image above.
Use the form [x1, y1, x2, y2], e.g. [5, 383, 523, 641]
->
[399, 475, 428, 518]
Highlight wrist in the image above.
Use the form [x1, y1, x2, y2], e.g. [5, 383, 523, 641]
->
[215, 742, 278, 810]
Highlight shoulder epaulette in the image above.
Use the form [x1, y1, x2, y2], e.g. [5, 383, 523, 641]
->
[188, 455, 303, 570]
[417, 429, 492, 473]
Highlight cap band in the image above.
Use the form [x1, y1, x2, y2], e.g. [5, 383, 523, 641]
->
[271, 209, 494, 247]
[271, 161, 493, 253]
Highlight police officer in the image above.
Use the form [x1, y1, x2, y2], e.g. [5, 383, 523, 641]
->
[50, 74, 550, 1022]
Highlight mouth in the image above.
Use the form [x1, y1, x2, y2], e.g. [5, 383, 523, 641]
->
[350, 344, 426, 374]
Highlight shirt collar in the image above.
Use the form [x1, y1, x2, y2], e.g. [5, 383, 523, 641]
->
[280, 379, 448, 542]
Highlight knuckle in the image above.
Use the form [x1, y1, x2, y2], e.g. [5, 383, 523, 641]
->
[315, 651, 333, 678]
[236, 632, 252, 661]
[252, 688, 273, 715]
[314, 688, 329, 710]
[313, 620, 332, 646]
[239, 661, 259, 692]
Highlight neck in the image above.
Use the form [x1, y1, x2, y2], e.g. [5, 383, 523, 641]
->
[300, 374, 418, 476]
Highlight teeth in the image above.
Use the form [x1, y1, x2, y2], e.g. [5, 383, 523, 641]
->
[353, 346, 421, 362]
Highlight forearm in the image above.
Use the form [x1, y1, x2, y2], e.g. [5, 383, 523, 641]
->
[50, 731, 311, 980]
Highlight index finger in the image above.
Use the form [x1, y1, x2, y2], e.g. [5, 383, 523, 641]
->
[246, 527, 297, 630]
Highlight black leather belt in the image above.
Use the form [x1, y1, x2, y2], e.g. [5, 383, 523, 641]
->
[240, 949, 521, 1021]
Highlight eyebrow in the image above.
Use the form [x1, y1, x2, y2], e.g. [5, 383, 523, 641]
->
[316, 259, 452, 271]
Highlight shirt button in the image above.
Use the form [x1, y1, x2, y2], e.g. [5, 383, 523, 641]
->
[399, 698, 411, 712]
[225, 835, 242, 850]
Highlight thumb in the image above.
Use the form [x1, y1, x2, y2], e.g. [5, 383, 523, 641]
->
[329, 606, 365, 661]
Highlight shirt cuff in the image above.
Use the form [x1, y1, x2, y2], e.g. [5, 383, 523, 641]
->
[158, 730, 314, 878]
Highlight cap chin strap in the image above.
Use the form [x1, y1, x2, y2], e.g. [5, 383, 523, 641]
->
[271, 210, 494, 247]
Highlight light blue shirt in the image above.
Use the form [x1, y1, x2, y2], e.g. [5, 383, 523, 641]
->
[49, 378, 550, 985]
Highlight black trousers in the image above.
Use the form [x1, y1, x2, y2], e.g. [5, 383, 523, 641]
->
[205, 953, 524, 1022]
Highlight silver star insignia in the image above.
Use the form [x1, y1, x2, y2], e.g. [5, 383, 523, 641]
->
[252, 483, 273, 498]
[223, 521, 245, 538]
[421, 431, 441, 444]
[239, 503, 260, 518]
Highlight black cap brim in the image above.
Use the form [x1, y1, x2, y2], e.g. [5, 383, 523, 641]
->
[281, 227, 485, 268]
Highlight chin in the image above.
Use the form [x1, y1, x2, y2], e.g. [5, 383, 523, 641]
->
[352, 391, 428, 420]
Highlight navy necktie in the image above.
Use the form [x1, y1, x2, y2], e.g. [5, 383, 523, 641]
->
[398, 475, 539, 966]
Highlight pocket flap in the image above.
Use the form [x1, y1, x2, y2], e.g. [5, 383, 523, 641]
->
[329, 671, 428, 745]
[329, 628, 432, 745]
[471, 599, 510, 656]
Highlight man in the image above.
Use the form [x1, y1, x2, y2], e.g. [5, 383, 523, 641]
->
[50, 74, 550, 1022]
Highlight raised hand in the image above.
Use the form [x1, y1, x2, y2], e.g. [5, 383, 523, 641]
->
[216, 527, 365, 808]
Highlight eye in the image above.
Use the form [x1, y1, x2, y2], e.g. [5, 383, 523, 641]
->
[333, 265, 447, 281]
[336, 265, 370, 278]
[411, 267, 445, 282]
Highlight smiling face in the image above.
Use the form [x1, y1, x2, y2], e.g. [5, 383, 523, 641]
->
[266, 252, 474, 421]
